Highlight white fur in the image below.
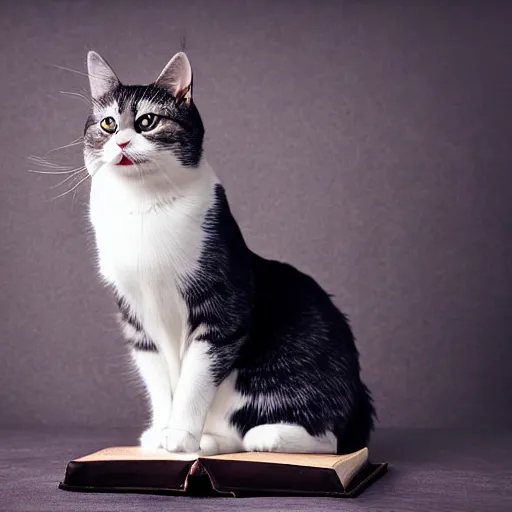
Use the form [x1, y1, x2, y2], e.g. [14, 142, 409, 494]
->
[201, 370, 247, 454]
[87, 114, 251, 453]
[163, 342, 217, 451]
[131, 351, 172, 429]
[133, 351, 173, 450]
[89, 150, 338, 454]
[87, 69, 337, 454]
[243, 424, 337, 454]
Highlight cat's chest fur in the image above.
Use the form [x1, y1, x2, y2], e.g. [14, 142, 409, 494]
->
[89, 174, 215, 363]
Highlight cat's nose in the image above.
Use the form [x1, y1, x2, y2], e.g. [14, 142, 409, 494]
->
[117, 141, 130, 149]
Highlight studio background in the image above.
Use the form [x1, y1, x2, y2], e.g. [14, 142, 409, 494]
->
[0, 0, 510, 431]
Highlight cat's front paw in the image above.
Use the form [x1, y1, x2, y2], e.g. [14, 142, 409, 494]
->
[198, 434, 221, 456]
[139, 427, 164, 449]
[161, 428, 200, 453]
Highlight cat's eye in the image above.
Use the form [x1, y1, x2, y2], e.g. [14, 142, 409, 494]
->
[100, 117, 117, 134]
[135, 113, 159, 132]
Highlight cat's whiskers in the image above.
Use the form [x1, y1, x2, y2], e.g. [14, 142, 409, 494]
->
[47, 137, 84, 154]
[59, 90, 90, 103]
[50, 171, 92, 201]
[53, 64, 112, 83]
[60, 90, 101, 109]
[28, 166, 87, 175]
[49, 169, 88, 190]
[28, 155, 72, 170]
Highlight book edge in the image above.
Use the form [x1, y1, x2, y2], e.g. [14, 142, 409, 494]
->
[197, 458, 346, 496]
[344, 461, 388, 497]
[195, 459, 387, 497]
[58, 459, 388, 498]
[333, 447, 369, 488]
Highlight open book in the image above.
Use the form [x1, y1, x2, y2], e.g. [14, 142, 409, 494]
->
[59, 446, 387, 497]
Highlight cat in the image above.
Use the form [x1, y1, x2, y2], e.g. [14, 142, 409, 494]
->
[84, 50, 375, 456]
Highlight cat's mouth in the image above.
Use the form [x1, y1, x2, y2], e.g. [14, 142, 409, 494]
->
[117, 155, 133, 166]
[110, 152, 150, 168]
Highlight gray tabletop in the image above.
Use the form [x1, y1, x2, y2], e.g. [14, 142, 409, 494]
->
[1, 428, 510, 512]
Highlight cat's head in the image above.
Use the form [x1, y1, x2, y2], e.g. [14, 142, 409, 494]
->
[84, 51, 204, 178]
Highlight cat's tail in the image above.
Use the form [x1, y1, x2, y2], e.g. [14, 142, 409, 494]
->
[335, 383, 376, 454]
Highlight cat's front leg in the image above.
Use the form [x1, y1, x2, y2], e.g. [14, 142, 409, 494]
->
[161, 341, 225, 453]
[132, 350, 173, 449]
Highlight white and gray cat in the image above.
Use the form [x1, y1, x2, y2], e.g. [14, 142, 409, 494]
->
[84, 51, 375, 456]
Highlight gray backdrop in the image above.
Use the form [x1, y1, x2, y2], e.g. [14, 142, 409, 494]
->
[0, 0, 510, 430]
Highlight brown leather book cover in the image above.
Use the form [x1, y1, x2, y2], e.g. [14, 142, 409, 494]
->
[59, 447, 387, 498]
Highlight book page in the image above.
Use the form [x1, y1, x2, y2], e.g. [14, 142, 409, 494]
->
[205, 448, 368, 470]
[74, 446, 369, 489]
[75, 446, 198, 462]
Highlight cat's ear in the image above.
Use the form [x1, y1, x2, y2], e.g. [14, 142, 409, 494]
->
[87, 51, 120, 100]
[155, 52, 192, 104]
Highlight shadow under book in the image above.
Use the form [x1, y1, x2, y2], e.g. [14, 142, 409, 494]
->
[59, 446, 387, 498]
